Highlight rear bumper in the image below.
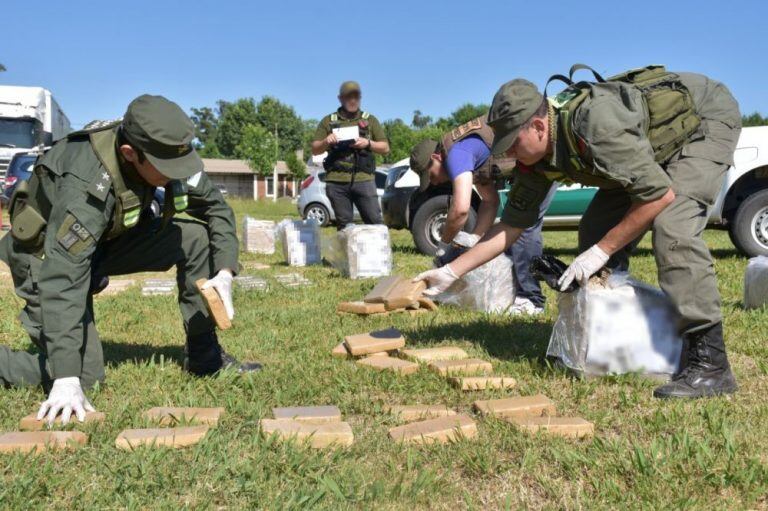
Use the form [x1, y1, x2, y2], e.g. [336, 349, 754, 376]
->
[382, 187, 414, 229]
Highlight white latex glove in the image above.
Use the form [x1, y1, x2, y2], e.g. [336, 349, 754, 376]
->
[558, 245, 610, 291]
[201, 269, 235, 320]
[413, 264, 460, 297]
[37, 377, 95, 426]
[453, 232, 480, 248]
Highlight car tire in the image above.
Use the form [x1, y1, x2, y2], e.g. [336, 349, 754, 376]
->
[304, 202, 331, 227]
[728, 188, 768, 257]
[411, 194, 477, 256]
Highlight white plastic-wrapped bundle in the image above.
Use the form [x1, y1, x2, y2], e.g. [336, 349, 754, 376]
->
[548, 273, 682, 378]
[323, 224, 392, 279]
[743, 256, 768, 309]
[242, 217, 276, 254]
[436, 253, 515, 313]
[278, 219, 321, 266]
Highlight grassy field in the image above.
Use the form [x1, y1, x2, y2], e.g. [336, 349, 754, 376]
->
[0, 197, 766, 510]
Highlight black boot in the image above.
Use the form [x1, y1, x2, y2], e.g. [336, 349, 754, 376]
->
[653, 323, 737, 399]
[184, 331, 263, 376]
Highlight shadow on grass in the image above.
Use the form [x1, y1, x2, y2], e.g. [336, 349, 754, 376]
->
[101, 340, 184, 366]
[403, 317, 554, 364]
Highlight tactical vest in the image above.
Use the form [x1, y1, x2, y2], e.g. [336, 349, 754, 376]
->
[549, 64, 701, 173]
[441, 116, 514, 184]
[323, 111, 376, 174]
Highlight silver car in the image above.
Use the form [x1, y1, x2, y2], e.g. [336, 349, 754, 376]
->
[297, 166, 389, 227]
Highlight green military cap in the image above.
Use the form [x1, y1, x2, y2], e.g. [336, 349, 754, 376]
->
[121, 94, 202, 180]
[487, 79, 544, 156]
[339, 81, 361, 96]
[410, 139, 440, 191]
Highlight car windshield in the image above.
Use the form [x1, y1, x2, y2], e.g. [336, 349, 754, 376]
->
[0, 119, 37, 148]
[8, 155, 36, 176]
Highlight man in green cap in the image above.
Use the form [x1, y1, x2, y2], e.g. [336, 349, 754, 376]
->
[0, 94, 260, 425]
[416, 66, 742, 399]
[410, 119, 557, 315]
[311, 81, 390, 229]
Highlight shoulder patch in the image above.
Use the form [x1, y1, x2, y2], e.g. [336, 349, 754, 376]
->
[187, 171, 203, 188]
[450, 118, 483, 141]
[87, 169, 113, 202]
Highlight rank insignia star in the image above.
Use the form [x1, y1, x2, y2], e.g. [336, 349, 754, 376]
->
[96, 183, 105, 192]
[102, 172, 109, 181]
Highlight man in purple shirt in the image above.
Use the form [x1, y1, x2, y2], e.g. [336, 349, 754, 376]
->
[411, 124, 557, 314]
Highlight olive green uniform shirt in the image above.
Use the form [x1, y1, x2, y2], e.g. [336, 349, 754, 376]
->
[313, 109, 386, 183]
[22, 133, 238, 379]
[501, 73, 740, 229]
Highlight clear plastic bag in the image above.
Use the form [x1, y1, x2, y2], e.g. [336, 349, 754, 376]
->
[436, 252, 516, 313]
[277, 219, 321, 266]
[743, 256, 768, 309]
[322, 224, 392, 279]
[547, 272, 682, 377]
[242, 217, 276, 254]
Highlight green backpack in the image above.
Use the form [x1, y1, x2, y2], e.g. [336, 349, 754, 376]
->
[548, 64, 701, 169]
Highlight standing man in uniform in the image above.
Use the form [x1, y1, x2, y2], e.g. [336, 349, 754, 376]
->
[311, 81, 390, 229]
[409, 117, 557, 315]
[0, 94, 260, 425]
[416, 66, 742, 399]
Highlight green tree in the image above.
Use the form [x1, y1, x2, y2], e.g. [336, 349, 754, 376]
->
[412, 110, 433, 129]
[215, 98, 259, 157]
[235, 123, 277, 176]
[301, 118, 318, 161]
[381, 119, 442, 164]
[435, 103, 489, 130]
[254, 96, 304, 159]
[0, 64, 5, 72]
[189, 106, 221, 157]
[742, 112, 768, 127]
[285, 151, 307, 178]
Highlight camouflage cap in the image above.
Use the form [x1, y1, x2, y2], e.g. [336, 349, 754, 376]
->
[410, 139, 440, 191]
[487, 79, 543, 156]
[339, 81, 361, 96]
[122, 94, 202, 180]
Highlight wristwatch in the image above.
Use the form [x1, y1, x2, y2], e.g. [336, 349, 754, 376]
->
[366, 138, 372, 149]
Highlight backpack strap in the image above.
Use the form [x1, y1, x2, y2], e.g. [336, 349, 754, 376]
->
[544, 74, 573, 98]
[361, 111, 370, 120]
[568, 63, 606, 83]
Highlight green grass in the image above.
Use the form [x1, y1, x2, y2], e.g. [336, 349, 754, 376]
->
[0, 198, 766, 510]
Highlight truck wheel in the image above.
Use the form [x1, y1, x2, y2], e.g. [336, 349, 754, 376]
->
[304, 202, 331, 227]
[728, 188, 768, 257]
[410, 195, 477, 256]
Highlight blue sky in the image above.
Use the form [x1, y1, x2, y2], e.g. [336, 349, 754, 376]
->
[3, 0, 766, 128]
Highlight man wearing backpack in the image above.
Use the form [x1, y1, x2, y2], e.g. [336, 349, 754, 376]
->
[416, 66, 742, 399]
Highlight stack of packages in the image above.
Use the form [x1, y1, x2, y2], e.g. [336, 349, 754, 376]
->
[743, 256, 768, 309]
[435, 233, 515, 313]
[337, 275, 437, 316]
[241, 217, 276, 254]
[323, 224, 392, 279]
[277, 219, 321, 266]
[548, 272, 682, 378]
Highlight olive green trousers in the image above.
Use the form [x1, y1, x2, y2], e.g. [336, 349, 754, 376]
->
[0, 218, 216, 388]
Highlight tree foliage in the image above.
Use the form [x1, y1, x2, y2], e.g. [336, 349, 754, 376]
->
[253, 96, 304, 158]
[742, 112, 768, 127]
[235, 123, 277, 176]
[285, 151, 307, 178]
[189, 105, 221, 157]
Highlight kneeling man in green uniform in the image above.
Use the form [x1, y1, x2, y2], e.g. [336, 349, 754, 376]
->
[416, 66, 741, 399]
[0, 95, 259, 425]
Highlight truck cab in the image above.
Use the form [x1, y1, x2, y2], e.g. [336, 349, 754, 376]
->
[0, 86, 71, 181]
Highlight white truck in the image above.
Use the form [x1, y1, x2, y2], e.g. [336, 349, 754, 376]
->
[0, 85, 72, 179]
